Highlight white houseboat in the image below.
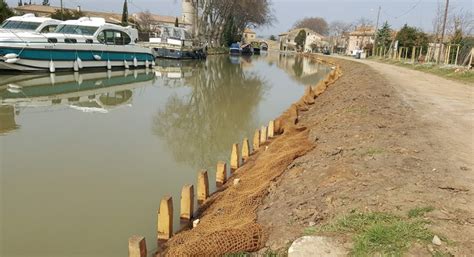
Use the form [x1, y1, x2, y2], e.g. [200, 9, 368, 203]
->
[0, 13, 60, 34]
[0, 17, 155, 72]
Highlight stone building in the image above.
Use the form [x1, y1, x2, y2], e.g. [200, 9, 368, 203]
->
[243, 28, 256, 44]
[279, 28, 326, 52]
[346, 26, 375, 55]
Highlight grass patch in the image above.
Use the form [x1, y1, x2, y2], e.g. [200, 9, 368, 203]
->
[408, 206, 435, 218]
[315, 212, 434, 257]
[364, 148, 384, 156]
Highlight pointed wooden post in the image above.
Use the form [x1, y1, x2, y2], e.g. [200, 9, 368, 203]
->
[253, 129, 260, 152]
[260, 126, 267, 144]
[268, 120, 275, 138]
[242, 138, 250, 162]
[197, 170, 209, 203]
[216, 161, 227, 187]
[157, 196, 173, 240]
[180, 184, 194, 220]
[230, 143, 240, 173]
[128, 235, 147, 257]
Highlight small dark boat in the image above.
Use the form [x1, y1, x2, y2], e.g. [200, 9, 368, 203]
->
[241, 44, 253, 55]
[229, 43, 241, 55]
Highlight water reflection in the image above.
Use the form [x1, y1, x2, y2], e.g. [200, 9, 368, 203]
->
[153, 57, 267, 169]
[0, 105, 18, 134]
[0, 69, 156, 134]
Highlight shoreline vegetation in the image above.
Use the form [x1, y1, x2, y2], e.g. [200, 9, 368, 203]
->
[155, 54, 343, 256]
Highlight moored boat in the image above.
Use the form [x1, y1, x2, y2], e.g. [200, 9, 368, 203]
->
[144, 26, 206, 60]
[241, 43, 253, 55]
[0, 13, 60, 34]
[0, 17, 155, 72]
[229, 43, 242, 55]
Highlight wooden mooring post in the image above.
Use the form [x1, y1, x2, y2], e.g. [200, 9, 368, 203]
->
[157, 196, 173, 240]
[128, 235, 147, 257]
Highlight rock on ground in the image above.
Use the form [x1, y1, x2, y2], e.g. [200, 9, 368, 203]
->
[288, 236, 347, 257]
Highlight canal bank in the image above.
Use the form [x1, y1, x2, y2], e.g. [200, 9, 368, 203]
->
[155, 56, 343, 256]
[256, 55, 473, 256]
[155, 54, 473, 256]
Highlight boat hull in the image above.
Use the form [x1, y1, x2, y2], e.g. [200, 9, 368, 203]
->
[0, 44, 155, 72]
[153, 47, 206, 60]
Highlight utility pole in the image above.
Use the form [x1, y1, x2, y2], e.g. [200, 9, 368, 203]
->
[372, 6, 381, 56]
[60, 0, 64, 20]
[437, 0, 449, 65]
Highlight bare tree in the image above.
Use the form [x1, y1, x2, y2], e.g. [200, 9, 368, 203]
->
[448, 8, 473, 36]
[135, 11, 155, 32]
[293, 17, 329, 35]
[354, 17, 374, 28]
[187, 0, 273, 47]
[329, 21, 353, 37]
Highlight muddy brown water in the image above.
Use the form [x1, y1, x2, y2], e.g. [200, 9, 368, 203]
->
[0, 54, 329, 257]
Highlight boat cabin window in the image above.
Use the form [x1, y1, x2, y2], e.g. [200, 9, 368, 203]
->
[40, 25, 58, 33]
[47, 38, 58, 43]
[55, 25, 98, 35]
[0, 20, 42, 30]
[65, 38, 77, 43]
[97, 30, 131, 45]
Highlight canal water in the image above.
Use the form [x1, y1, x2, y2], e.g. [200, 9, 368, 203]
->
[0, 54, 330, 257]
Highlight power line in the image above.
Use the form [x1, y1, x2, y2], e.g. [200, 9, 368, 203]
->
[382, 0, 422, 20]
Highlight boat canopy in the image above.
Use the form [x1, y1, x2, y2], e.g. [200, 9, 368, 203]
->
[160, 26, 192, 40]
[230, 43, 240, 49]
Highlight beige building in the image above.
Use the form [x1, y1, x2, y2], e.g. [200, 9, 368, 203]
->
[346, 26, 375, 55]
[243, 28, 256, 44]
[279, 28, 326, 52]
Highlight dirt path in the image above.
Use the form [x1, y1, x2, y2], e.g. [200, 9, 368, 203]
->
[360, 59, 473, 168]
[257, 57, 474, 256]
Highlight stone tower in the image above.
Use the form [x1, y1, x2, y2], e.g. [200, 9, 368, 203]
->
[182, 0, 196, 36]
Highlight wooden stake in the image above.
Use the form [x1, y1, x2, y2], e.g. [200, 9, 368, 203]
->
[216, 161, 227, 187]
[230, 143, 240, 173]
[197, 170, 209, 203]
[128, 235, 147, 257]
[242, 138, 250, 161]
[180, 184, 194, 220]
[252, 129, 260, 152]
[157, 196, 173, 240]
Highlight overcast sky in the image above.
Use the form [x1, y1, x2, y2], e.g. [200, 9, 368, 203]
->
[7, 0, 473, 36]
